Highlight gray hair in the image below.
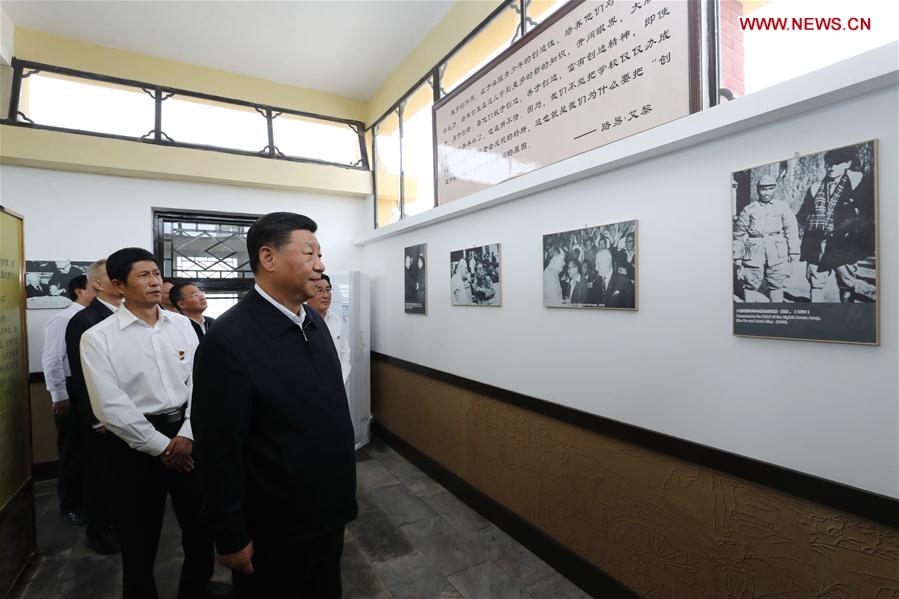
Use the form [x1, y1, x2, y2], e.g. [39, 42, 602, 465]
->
[86, 259, 107, 284]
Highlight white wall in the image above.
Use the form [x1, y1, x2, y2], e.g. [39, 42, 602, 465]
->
[360, 85, 898, 498]
[0, 165, 367, 371]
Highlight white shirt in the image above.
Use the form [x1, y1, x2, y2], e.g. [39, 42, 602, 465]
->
[41, 302, 85, 403]
[80, 305, 198, 456]
[255, 283, 307, 327]
[323, 309, 351, 384]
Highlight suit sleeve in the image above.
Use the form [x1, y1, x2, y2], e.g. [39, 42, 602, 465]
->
[65, 316, 99, 427]
[191, 332, 253, 554]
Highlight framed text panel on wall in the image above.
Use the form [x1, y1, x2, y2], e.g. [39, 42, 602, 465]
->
[434, 0, 702, 205]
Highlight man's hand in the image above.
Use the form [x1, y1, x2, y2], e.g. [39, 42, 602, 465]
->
[218, 541, 254, 574]
[52, 400, 71, 417]
[160, 436, 194, 472]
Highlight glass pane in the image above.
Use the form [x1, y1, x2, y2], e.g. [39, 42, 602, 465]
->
[203, 290, 243, 319]
[163, 219, 252, 280]
[162, 95, 268, 152]
[525, 0, 568, 31]
[374, 109, 401, 228]
[440, 0, 521, 95]
[272, 113, 362, 165]
[18, 71, 153, 137]
[401, 81, 435, 217]
[720, 0, 898, 100]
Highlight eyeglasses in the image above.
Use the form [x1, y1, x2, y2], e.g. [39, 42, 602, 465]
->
[317, 286, 332, 295]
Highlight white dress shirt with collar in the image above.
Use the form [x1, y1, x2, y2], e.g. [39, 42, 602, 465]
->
[255, 283, 307, 327]
[96, 297, 122, 314]
[41, 302, 85, 403]
[80, 305, 198, 456]
[323, 309, 351, 384]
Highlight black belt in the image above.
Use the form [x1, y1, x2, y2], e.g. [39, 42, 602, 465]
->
[145, 404, 187, 427]
[749, 232, 783, 238]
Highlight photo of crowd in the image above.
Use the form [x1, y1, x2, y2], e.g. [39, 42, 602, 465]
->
[404, 243, 427, 314]
[25, 260, 92, 309]
[542, 220, 637, 310]
[450, 243, 501, 306]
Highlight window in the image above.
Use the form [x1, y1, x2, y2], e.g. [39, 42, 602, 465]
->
[439, 0, 522, 96]
[162, 94, 269, 153]
[153, 210, 257, 315]
[373, 109, 401, 228]
[523, 0, 568, 32]
[272, 112, 363, 166]
[17, 70, 153, 138]
[401, 80, 436, 218]
[5, 60, 368, 170]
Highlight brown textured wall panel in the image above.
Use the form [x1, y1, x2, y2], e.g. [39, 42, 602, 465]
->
[373, 360, 899, 598]
[29, 383, 57, 465]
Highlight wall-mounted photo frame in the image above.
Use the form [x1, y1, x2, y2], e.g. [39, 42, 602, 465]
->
[543, 220, 638, 310]
[404, 243, 427, 314]
[25, 260, 92, 310]
[450, 243, 502, 307]
[732, 140, 878, 344]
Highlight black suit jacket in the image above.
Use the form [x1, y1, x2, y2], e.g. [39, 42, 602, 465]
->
[192, 289, 357, 554]
[65, 298, 115, 428]
[188, 315, 215, 339]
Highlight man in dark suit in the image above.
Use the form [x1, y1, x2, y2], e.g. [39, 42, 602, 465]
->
[169, 282, 216, 339]
[65, 259, 123, 554]
[192, 212, 357, 598]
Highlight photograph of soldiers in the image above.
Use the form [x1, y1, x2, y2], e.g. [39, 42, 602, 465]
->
[404, 243, 427, 314]
[449, 243, 501, 306]
[542, 220, 637, 310]
[25, 260, 92, 309]
[731, 140, 877, 344]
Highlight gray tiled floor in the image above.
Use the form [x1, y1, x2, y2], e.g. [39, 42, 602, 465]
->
[14, 438, 591, 598]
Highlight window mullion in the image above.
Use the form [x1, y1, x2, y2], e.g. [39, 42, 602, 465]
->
[398, 103, 405, 220]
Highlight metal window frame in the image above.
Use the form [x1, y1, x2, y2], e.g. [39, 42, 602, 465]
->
[3, 59, 369, 171]
[152, 208, 259, 292]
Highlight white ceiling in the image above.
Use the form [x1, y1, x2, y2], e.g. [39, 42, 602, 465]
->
[0, 1, 455, 100]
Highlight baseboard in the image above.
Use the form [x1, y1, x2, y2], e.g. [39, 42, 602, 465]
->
[372, 424, 638, 599]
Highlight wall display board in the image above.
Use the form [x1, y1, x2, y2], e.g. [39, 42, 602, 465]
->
[732, 140, 878, 344]
[543, 219, 637, 309]
[434, 0, 700, 205]
[404, 244, 427, 314]
[450, 243, 502, 306]
[25, 260, 91, 309]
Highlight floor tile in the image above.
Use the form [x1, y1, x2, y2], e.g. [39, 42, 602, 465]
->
[366, 484, 437, 527]
[463, 525, 518, 562]
[341, 539, 393, 599]
[523, 572, 592, 599]
[420, 491, 490, 535]
[348, 499, 416, 563]
[494, 543, 557, 587]
[373, 551, 462, 599]
[447, 561, 525, 599]
[357, 459, 403, 491]
[401, 517, 487, 576]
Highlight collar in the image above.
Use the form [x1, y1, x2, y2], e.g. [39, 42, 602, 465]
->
[116, 304, 171, 330]
[254, 283, 307, 327]
[97, 297, 121, 313]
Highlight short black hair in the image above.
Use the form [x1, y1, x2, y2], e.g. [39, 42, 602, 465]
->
[106, 247, 158, 283]
[169, 281, 194, 311]
[320, 273, 331, 287]
[824, 147, 855, 167]
[67, 274, 88, 299]
[247, 212, 318, 274]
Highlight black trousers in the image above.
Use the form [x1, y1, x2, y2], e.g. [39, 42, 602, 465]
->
[110, 421, 214, 599]
[82, 428, 117, 540]
[232, 526, 345, 599]
[54, 411, 84, 514]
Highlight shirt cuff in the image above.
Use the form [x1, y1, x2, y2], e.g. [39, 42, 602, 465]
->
[49, 390, 69, 403]
[140, 431, 173, 457]
[176, 419, 193, 441]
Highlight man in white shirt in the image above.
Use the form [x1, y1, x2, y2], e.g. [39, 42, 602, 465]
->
[80, 248, 214, 599]
[41, 274, 95, 524]
[306, 274, 351, 383]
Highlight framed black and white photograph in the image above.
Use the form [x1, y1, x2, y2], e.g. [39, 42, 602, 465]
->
[732, 140, 878, 344]
[450, 243, 501, 306]
[404, 243, 427, 314]
[543, 220, 638, 310]
[25, 260, 92, 310]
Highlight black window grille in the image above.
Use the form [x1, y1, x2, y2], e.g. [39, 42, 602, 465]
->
[153, 209, 257, 292]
